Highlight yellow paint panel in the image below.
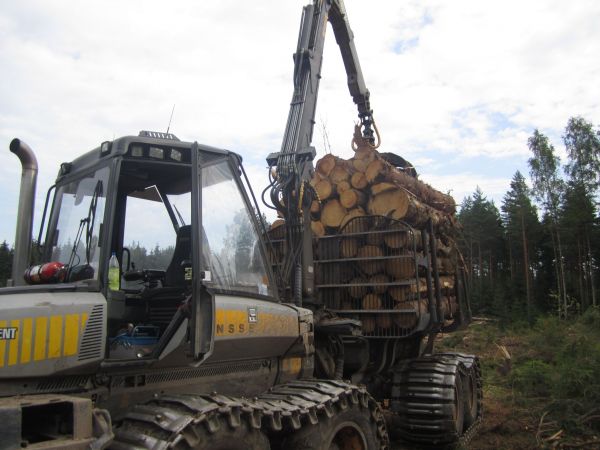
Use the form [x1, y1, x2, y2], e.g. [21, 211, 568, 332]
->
[34, 317, 48, 361]
[214, 309, 297, 337]
[20, 318, 33, 364]
[63, 314, 79, 356]
[48, 316, 63, 359]
[0, 320, 6, 367]
[8, 319, 20, 366]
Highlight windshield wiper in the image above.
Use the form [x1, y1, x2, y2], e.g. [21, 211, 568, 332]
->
[66, 180, 103, 280]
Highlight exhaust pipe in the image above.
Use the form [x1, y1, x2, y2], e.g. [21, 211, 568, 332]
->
[9, 138, 38, 286]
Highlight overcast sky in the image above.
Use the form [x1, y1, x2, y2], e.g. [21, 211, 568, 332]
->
[1, 0, 599, 247]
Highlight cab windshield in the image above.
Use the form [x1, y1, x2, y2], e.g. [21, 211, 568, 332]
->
[46, 166, 110, 281]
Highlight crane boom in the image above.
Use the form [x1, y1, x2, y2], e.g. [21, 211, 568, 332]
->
[266, 0, 374, 305]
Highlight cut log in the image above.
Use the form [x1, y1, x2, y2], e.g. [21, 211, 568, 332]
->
[376, 314, 392, 329]
[330, 164, 351, 184]
[389, 286, 411, 303]
[315, 179, 334, 201]
[365, 159, 388, 184]
[357, 245, 385, 275]
[369, 273, 390, 294]
[367, 189, 409, 218]
[385, 257, 415, 280]
[368, 188, 451, 230]
[348, 277, 368, 299]
[366, 229, 384, 246]
[393, 299, 428, 328]
[351, 172, 368, 190]
[352, 158, 370, 173]
[340, 189, 367, 209]
[336, 180, 352, 194]
[384, 229, 408, 249]
[340, 208, 367, 232]
[340, 238, 360, 258]
[362, 293, 382, 310]
[316, 154, 336, 177]
[361, 316, 376, 333]
[371, 182, 397, 196]
[321, 199, 347, 228]
[384, 164, 456, 214]
[311, 220, 325, 237]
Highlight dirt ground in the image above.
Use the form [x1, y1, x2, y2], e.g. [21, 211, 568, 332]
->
[388, 319, 555, 450]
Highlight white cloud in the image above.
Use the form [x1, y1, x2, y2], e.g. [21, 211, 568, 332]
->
[1, 0, 599, 244]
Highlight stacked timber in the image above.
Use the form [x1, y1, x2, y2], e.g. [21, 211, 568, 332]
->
[269, 132, 463, 334]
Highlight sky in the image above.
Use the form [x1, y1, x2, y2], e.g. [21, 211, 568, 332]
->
[1, 0, 600, 247]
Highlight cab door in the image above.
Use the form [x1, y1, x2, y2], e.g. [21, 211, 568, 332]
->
[191, 144, 301, 364]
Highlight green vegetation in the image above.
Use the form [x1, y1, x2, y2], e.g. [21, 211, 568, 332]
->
[440, 310, 600, 449]
[458, 115, 600, 323]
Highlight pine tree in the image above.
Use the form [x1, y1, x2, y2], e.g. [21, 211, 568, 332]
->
[458, 188, 506, 314]
[501, 171, 540, 321]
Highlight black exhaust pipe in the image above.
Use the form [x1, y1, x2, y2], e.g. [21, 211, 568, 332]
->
[9, 138, 38, 286]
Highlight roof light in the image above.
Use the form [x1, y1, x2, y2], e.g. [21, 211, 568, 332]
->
[131, 145, 144, 157]
[170, 149, 182, 162]
[100, 141, 112, 156]
[149, 147, 164, 159]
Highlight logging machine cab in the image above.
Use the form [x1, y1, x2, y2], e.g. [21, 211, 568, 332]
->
[37, 131, 277, 361]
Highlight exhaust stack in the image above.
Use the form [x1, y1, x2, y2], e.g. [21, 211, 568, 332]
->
[9, 138, 38, 286]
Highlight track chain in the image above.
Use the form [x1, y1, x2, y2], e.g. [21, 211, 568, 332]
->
[110, 379, 389, 450]
[390, 352, 482, 449]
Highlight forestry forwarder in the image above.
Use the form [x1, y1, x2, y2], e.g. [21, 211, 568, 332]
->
[1, 1, 481, 449]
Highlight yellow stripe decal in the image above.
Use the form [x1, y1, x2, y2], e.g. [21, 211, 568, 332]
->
[48, 315, 63, 359]
[8, 319, 20, 366]
[63, 314, 79, 356]
[0, 320, 6, 367]
[21, 318, 33, 364]
[34, 317, 48, 361]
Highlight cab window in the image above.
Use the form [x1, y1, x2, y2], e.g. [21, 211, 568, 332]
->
[201, 160, 273, 297]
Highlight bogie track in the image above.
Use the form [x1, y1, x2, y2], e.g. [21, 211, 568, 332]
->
[390, 353, 482, 449]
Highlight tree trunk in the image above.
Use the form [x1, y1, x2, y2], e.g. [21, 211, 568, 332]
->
[521, 212, 532, 323]
[587, 230, 597, 307]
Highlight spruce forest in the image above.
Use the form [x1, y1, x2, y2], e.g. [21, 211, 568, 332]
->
[458, 116, 599, 322]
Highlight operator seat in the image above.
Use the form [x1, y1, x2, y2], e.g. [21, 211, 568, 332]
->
[164, 225, 191, 288]
[141, 225, 191, 302]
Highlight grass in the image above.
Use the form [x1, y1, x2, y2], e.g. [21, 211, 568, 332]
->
[437, 307, 600, 449]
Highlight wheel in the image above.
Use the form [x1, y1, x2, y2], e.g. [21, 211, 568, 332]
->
[453, 371, 465, 436]
[111, 399, 270, 450]
[281, 393, 386, 450]
[390, 354, 473, 447]
[461, 360, 482, 429]
[173, 413, 270, 450]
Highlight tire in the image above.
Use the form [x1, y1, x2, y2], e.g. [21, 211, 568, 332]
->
[281, 394, 385, 450]
[461, 362, 482, 429]
[110, 400, 270, 450]
[174, 413, 270, 450]
[453, 370, 465, 437]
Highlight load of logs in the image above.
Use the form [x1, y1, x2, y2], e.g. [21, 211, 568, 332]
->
[269, 132, 463, 335]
